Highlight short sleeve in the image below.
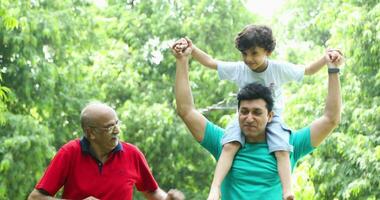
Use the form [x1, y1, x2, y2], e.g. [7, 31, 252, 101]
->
[277, 61, 305, 83]
[290, 126, 315, 163]
[135, 149, 159, 192]
[35, 148, 71, 195]
[200, 121, 224, 160]
[217, 61, 242, 82]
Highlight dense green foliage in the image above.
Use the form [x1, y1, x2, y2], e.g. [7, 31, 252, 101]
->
[0, 0, 378, 199]
[279, 0, 380, 199]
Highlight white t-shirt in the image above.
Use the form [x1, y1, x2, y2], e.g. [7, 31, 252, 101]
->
[217, 59, 304, 115]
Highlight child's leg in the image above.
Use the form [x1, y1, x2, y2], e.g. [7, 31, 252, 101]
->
[275, 151, 294, 200]
[266, 115, 294, 200]
[208, 142, 240, 200]
[208, 116, 243, 200]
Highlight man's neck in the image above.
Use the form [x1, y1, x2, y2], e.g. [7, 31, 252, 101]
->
[90, 145, 110, 163]
[245, 132, 266, 143]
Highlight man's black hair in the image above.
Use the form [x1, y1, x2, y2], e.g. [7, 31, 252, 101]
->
[237, 82, 274, 112]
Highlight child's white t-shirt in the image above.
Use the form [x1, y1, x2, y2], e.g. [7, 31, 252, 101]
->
[217, 59, 304, 115]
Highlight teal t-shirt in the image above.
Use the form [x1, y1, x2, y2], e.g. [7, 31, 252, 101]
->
[200, 121, 315, 200]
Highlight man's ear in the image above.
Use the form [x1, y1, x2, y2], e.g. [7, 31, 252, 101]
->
[266, 51, 272, 56]
[85, 127, 96, 140]
[267, 111, 274, 122]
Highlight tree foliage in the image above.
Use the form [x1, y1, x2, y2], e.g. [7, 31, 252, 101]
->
[276, 0, 380, 199]
[0, 0, 378, 199]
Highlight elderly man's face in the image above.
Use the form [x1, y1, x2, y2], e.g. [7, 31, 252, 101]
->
[238, 99, 273, 141]
[87, 105, 120, 152]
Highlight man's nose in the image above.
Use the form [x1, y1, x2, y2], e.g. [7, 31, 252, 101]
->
[113, 126, 120, 134]
[246, 113, 254, 122]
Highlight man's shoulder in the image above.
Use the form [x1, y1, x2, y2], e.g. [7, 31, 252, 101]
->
[120, 142, 144, 155]
[201, 121, 224, 145]
[200, 120, 224, 160]
[289, 126, 313, 149]
[61, 139, 81, 151]
[205, 120, 225, 135]
[290, 126, 310, 138]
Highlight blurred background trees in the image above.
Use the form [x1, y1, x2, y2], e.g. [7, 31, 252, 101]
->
[0, 0, 378, 199]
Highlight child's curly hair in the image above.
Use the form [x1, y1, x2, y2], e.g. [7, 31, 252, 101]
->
[235, 25, 276, 53]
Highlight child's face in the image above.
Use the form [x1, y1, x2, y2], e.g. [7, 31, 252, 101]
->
[241, 47, 271, 72]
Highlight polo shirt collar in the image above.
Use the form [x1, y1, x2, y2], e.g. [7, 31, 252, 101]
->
[80, 137, 123, 155]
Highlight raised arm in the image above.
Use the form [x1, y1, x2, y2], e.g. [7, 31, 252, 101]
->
[173, 46, 208, 142]
[304, 49, 342, 75]
[191, 44, 218, 70]
[173, 38, 218, 70]
[310, 52, 343, 147]
[304, 55, 328, 75]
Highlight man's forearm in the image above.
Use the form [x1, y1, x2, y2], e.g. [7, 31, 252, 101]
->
[325, 72, 341, 125]
[310, 68, 342, 147]
[175, 57, 194, 117]
[191, 45, 218, 70]
[28, 189, 61, 200]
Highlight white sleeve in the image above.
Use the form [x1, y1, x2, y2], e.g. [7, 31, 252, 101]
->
[217, 61, 242, 82]
[277, 62, 305, 83]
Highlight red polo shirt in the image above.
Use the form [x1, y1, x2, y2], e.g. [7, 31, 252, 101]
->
[35, 138, 158, 200]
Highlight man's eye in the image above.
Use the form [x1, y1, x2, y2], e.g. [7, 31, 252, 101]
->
[240, 110, 249, 115]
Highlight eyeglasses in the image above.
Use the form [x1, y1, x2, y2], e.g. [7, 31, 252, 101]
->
[90, 120, 121, 134]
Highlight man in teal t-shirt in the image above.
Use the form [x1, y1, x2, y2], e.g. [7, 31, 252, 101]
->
[202, 121, 313, 199]
[172, 45, 343, 199]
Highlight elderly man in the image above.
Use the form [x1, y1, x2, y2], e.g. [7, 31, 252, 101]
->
[173, 46, 342, 199]
[28, 102, 184, 200]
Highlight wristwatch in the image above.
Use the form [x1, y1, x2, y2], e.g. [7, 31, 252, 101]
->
[328, 67, 340, 74]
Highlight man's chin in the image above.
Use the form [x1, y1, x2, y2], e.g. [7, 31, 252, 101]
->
[111, 138, 119, 146]
[243, 130, 262, 137]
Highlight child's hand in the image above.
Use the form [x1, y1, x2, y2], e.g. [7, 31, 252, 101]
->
[326, 49, 344, 67]
[172, 38, 192, 53]
[171, 38, 193, 59]
[207, 186, 221, 200]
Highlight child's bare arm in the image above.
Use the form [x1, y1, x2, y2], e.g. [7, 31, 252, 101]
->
[191, 46, 218, 70]
[304, 49, 342, 75]
[304, 55, 328, 75]
[172, 38, 218, 70]
[183, 38, 218, 70]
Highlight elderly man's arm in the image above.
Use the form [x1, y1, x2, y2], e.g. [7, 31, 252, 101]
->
[310, 53, 343, 147]
[28, 189, 58, 200]
[28, 189, 99, 200]
[173, 46, 208, 142]
[142, 188, 184, 200]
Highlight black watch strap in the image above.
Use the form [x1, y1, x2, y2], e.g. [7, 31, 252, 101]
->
[328, 67, 340, 73]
